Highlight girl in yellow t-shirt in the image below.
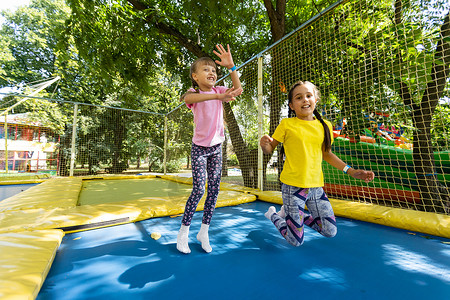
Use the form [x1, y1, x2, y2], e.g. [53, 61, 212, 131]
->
[260, 81, 374, 246]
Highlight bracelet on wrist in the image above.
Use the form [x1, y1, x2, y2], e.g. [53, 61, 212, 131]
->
[343, 165, 351, 174]
[228, 65, 237, 73]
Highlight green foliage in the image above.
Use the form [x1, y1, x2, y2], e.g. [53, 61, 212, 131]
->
[150, 159, 183, 173]
[228, 153, 239, 166]
[24, 98, 68, 133]
[432, 104, 450, 151]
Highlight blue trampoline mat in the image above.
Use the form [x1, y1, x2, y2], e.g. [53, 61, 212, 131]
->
[38, 201, 450, 300]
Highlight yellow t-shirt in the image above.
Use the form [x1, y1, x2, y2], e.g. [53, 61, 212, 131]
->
[272, 117, 334, 188]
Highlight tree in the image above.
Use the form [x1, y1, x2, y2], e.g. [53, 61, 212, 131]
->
[66, 0, 338, 187]
[0, 0, 68, 85]
[1, 0, 195, 175]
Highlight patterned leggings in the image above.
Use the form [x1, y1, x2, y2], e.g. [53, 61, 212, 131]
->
[269, 183, 337, 246]
[181, 143, 222, 226]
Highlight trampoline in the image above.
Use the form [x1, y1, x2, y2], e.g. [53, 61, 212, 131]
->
[0, 175, 449, 299]
[38, 202, 450, 299]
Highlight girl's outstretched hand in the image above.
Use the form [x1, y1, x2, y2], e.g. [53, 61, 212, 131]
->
[213, 44, 234, 69]
[221, 87, 243, 102]
[260, 135, 273, 147]
[348, 169, 375, 183]
[260, 135, 275, 155]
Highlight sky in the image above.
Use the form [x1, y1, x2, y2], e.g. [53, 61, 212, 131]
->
[0, 0, 30, 12]
[0, 0, 30, 25]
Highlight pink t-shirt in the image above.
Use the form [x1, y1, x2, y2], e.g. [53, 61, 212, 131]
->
[186, 86, 229, 147]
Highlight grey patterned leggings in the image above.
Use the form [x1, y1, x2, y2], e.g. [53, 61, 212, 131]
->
[181, 143, 222, 226]
[268, 183, 337, 246]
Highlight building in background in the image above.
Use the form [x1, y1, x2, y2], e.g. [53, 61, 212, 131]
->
[0, 113, 58, 173]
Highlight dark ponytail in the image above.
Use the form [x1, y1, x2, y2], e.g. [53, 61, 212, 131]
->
[314, 109, 332, 152]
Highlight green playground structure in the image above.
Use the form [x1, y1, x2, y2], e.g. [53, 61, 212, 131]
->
[324, 137, 449, 203]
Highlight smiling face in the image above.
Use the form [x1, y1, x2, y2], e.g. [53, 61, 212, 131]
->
[191, 62, 217, 91]
[288, 83, 318, 121]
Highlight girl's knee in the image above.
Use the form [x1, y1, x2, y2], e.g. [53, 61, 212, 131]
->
[322, 226, 337, 238]
[192, 184, 206, 195]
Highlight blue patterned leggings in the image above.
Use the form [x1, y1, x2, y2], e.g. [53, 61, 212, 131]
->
[181, 143, 222, 226]
[269, 183, 337, 246]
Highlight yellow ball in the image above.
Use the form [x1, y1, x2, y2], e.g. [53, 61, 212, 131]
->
[151, 232, 161, 240]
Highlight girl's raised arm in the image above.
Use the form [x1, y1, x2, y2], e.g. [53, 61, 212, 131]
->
[214, 44, 242, 91]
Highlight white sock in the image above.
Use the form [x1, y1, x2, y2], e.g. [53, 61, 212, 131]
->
[278, 205, 286, 218]
[197, 223, 212, 253]
[264, 206, 277, 220]
[177, 225, 191, 254]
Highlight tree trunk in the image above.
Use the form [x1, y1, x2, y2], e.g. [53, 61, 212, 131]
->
[222, 133, 228, 177]
[412, 113, 448, 213]
[224, 102, 257, 187]
[411, 12, 450, 213]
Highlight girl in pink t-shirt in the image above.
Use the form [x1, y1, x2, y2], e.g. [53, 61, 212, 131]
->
[177, 44, 242, 254]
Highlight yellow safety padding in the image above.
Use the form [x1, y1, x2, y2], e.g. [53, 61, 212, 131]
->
[0, 229, 64, 300]
[0, 208, 69, 233]
[220, 182, 261, 194]
[161, 175, 261, 194]
[254, 189, 450, 239]
[159, 174, 193, 185]
[0, 177, 82, 212]
[80, 174, 156, 180]
[252, 190, 283, 204]
[0, 189, 255, 234]
[330, 198, 450, 239]
[0, 179, 48, 185]
[1, 175, 448, 238]
[128, 192, 257, 223]
[0, 173, 51, 184]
